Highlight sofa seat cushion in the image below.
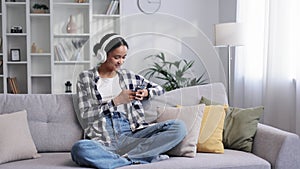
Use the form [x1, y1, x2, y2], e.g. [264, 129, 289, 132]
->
[0, 150, 270, 169]
[0, 153, 90, 169]
[120, 149, 270, 169]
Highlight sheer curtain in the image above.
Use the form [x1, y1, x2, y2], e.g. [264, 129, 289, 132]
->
[233, 0, 300, 135]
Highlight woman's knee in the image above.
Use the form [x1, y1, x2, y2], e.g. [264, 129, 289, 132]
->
[163, 119, 187, 139]
[72, 140, 93, 150]
[173, 120, 188, 139]
[71, 140, 98, 159]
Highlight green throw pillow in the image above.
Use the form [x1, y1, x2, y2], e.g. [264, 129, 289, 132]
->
[199, 96, 263, 152]
[223, 106, 263, 152]
[200, 96, 221, 105]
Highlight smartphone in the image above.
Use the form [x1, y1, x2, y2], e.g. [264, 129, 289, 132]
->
[134, 85, 145, 92]
[134, 85, 145, 99]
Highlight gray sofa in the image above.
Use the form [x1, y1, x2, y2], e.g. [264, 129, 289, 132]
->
[0, 83, 300, 169]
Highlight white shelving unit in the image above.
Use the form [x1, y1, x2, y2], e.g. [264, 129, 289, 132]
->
[0, 0, 121, 94]
[2, 0, 28, 94]
[0, 1, 2, 93]
[28, 0, 51, 94]
[52, 0, 91, 94]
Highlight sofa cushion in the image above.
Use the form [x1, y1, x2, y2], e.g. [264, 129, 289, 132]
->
[120, 150, 270, 169]
[200, 96, 263, 152]
[223, 106, 263, 152]
[143, 83, 228, 122]
[0, 150, 270, 169]
[156, 104, 205, 157]
[0, 94, 83, 152]
[0, 153, 90, 169]
[0, 110, 40, 164]
[197, 105, 226, 153]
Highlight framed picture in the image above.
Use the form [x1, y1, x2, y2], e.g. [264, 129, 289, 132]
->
[10, 49, 21, 61]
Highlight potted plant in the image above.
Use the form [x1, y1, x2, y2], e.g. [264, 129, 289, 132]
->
[32, 3, 49, 13]
[142, 52, 209, 91]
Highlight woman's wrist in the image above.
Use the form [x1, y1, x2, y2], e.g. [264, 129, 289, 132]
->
[112, 97, 119, 106]
[144, 88, 150, 99]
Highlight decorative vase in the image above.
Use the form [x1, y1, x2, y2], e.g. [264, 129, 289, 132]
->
[66, 15, 77, 34]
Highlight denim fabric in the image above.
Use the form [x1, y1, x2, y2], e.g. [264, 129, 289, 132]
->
[104, 112, 132, 152]
[71, 140, 131, 169]
[71, 112, 187, 169]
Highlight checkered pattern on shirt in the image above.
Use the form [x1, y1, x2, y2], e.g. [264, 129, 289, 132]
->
[76, 66, 165, 146]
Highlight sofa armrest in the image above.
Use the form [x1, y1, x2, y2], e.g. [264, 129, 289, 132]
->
[252, 123, 300, 169]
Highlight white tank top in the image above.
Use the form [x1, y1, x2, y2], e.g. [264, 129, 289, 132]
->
[97, 74, 126, 113]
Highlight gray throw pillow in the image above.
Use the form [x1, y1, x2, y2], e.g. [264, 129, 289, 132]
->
[156, 104, 205, 157]
[0, 110, 40, 164]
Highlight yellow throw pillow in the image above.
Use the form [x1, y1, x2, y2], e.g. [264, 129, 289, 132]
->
[197, 105, 226, 153]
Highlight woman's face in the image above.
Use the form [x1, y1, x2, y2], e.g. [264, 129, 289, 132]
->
[104, 45, 127, 71]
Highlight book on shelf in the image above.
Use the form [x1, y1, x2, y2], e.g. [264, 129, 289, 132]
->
[106, 0, 119, 15]
[111, 1, 119, 15]
[0, 59, 3, 67]
[54, 39, 87, 62]
[70, 49, 81, 61]
[106, 0, 114, 14]
[7, 77, 20, 94]
[54, 43, 68, 61]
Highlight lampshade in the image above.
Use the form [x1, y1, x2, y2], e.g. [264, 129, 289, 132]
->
[214, 22, 245, 46]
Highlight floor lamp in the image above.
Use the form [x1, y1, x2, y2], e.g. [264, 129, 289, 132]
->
[214, 22, 245, 105]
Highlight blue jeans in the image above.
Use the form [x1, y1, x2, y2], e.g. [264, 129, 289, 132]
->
[71, 112, 187, 169]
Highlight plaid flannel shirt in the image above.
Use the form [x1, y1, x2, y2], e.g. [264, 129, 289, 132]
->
[76, 66, 165, 146]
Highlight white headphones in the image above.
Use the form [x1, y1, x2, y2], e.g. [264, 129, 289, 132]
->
[95, 34, 123, 63]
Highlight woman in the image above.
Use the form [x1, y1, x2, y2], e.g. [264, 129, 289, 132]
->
[71, 33, 187, 169]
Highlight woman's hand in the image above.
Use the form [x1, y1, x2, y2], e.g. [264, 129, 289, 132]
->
[113, 90, 136, 106]
[135, 89, 148, 100]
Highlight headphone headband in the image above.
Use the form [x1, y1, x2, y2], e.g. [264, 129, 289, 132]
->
[101, 35, 123, 52]
[96, 34, 123, 63]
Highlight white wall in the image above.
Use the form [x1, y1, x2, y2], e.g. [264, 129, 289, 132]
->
[219, 0, 237, 23]
[120, 0, 229, 84]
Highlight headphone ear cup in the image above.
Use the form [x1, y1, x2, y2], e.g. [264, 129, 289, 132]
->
[96, 48, 107, 63]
